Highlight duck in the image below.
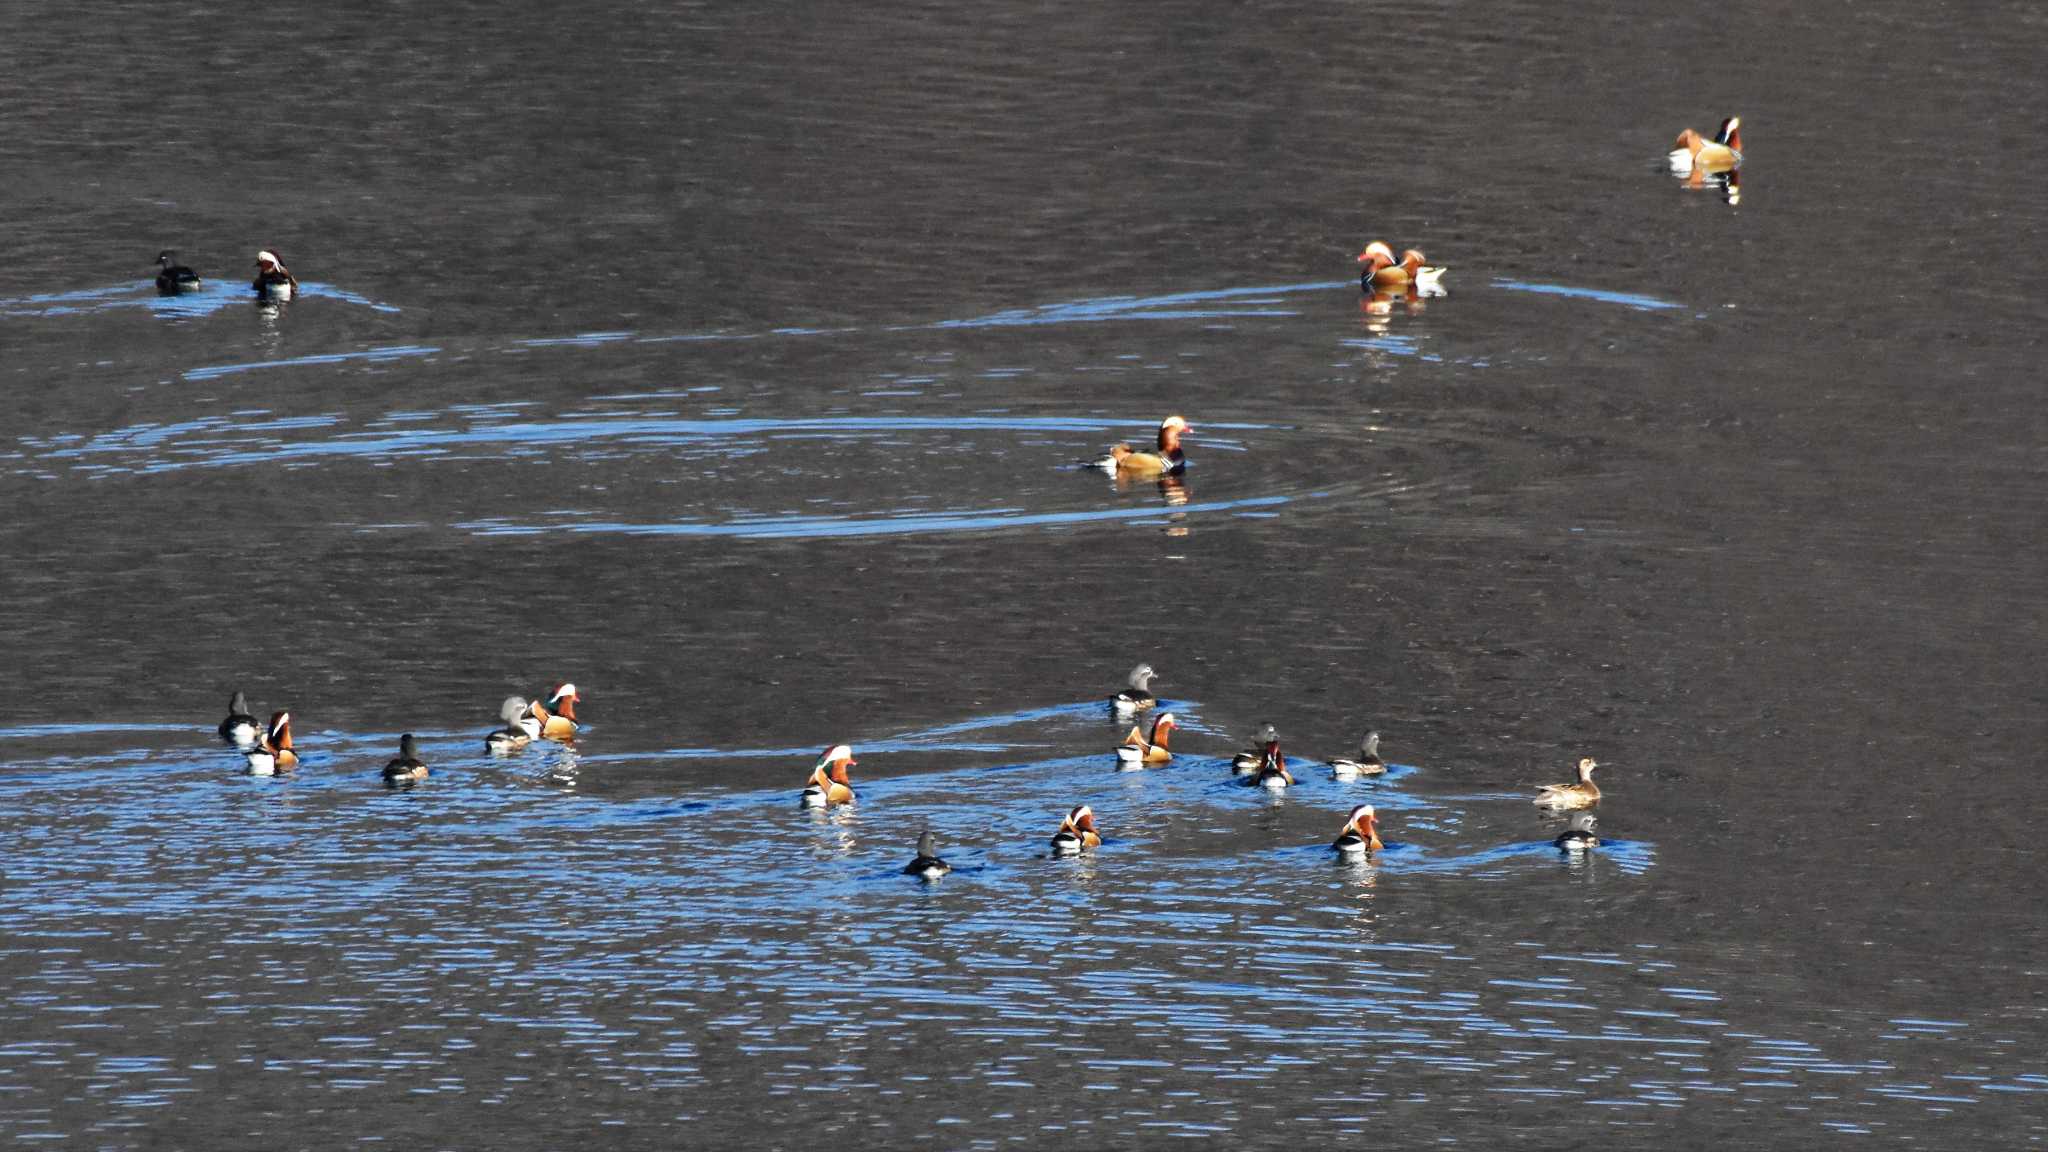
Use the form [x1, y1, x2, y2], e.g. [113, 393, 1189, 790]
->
[903, 830, 952, 880]
[1329, 730, 1387, 780]
[1332, 804, 1384, 858]
[1231, 722, 1279, 776]
[246, 711, 300, 775]
[1357, 241, 1448, 293]
[1111, 663, 1159, 717]
[1091, 415, 1191, 477]
[799, 744, 857, 808]
[382, 733, 428, 785]
[1668, 116, 1742, 173]
[219, 691, 260, 751]
[1050, 805, 1101, 855]
[1553, 812, 1600, 854]
[1114, 711, 1177, 768]
[527, 683, 580, 740]
[1252, 736, 1295, 791]
[252, 249, 298, 301]
[484, 696, 542, 754]
[155, 250, 201, 294]
[1533, 757, 1601, 810]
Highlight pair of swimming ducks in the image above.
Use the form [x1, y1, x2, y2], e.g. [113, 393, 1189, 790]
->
[153, 249, 299, 300]
[1110, 667, 1388, 787]
[218, 682, 581, 784]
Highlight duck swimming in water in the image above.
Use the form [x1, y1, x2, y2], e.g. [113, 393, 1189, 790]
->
[1050, 805, 1101, 855]
[1231, 722, 1279, 776]
[1329, 731, 1387, 780]
[800, 744, 857, 808]
[1114, 711, 1177, 768]
[252, 250, 298, 301]
[245, 711, 299, 775]
[1252, 735, 1295, 791]
[1090, 416, 1191, 477]
[1111, 663, 1159, 718]
[903, 830, 952, 880]
[382, 733, 428, 785]
[1533, 757, 1601, 810]
[1332, 804, 1384, 858]
[484, 696, 542, 754]
[1357, 241, 1447, 294]
[527, 683, 580, 740]
[1668, 116, 1743, 174]
[155, 250, 201, 294]
[1553, 812, 1600, 854]
[219, 691, 260, 751]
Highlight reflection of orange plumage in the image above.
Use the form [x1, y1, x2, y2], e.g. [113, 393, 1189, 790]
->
[1115, 712, 1177, 766]
[528, 682, 580, 740]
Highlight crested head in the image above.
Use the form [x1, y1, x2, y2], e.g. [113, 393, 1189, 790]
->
[268, 711, 290, 739]
[1153, 711, 1177, 731]
[1255, 722, 1278, 745]
[499, 696, 529, 724]
[1400, 248, 1427, 269]
[1127, 663, 1156, 688]
[819, 743, 856, 767]
[1356, 240, 1397, 265]
[1159, 415, 1188, 432]
[1578, 757, 1598, 778]
[1350, 803, 1376, 826]
[1716, 116, 1741, 144]
[917, 830, 938, 856]
[550, 682, 578, 704]
[256, 250, 281, 269]
[1066, 804, 1096, 832]
[1362, 730, 1380, 753]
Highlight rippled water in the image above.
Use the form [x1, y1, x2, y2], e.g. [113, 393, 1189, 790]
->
[3, 0, 2044, 1145]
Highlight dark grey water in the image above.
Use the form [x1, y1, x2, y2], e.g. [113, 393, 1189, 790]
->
[3, 0, 2044, 1145]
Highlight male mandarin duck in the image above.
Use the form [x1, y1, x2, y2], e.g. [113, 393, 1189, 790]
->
[1114, 712, 1177, 768]
[1669, 116, 1742, 173]
[383, 734, 429, 785]
[485, 696, 542, 754]
[252, 249, 298, 301]
[1253, 735, 1295, 791]
[800, 744, 857, 808]
[1111, 663, 1159, 718]
[1231, 722, 1279, 776]
[220, 691, 260, 751]
[1329, 731, 1387, 780]
[1332, 804, 1384, 858]
[1091, 416, 1191, 477]
[1357, 241, 1447, 293]
[245, 711, 300, 776]
[1533, 757, 1601, 810]
[528, 683, 581, 740]
[1050, 805, 1101, 855]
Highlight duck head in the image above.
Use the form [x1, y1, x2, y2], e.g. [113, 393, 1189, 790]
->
[1577, 757, 1599, 782]
[916, 830, 939, 857]
[267, 710, 294, 750]
[546, 683, 580, 722]
[398, 733, 420, 761]
[1347, 804, 1382, 847]
[1361, 730, 1381, 757]
[1126, 663, 1157, 691]
[156, 250, 179, 269]
[1400, 248, 1428, 273]
[1059, 804, 1099, 838]
[814, 743, 857, 786]
[1355, 239, 1397, 267]
[1147, 712, 1178, 748]
[1157, 415, 1191, 454]
[255, 250, 284, 273]
[1715, 116, 1742, 149]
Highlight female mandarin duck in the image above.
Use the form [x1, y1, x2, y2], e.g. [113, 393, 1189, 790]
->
[800, 744, 857, 808]
[220, 691, 260, 751]
[1231, 722, 1279, 776]
[1111, 663, 1159, 718]
[155, 250, 201, 294]
[1114, 711, 1177, 768]
[383, 734, 428, 785]
[485, 696, 542, 754]
[1050, 805, 1101, 855]
[1091, 416, 1191, 477]
[1358, 241, 1448, 293]
[1329, 731, 1387, 780]
[528, 683, 581, 740]
[903, 830, 952, 880]
[252, 249, 298, 301]
[1533, 757, 1601, 810]
[1553, 812, 1600, 854]
[1669, 116, 1742, 173]
[1332, 804, 1384, 858]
